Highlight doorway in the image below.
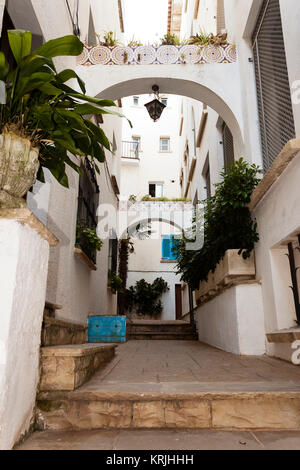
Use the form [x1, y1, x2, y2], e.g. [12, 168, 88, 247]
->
[175, 284, 183, 319]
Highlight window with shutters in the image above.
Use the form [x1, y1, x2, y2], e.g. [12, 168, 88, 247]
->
[108, 230, 118, 274]
[222, 122, 234, 171]
[252, 0, 295, 173]
[203, 155, 211, 199]
[216, 0, 226, 33]
[76, 159, 99, 264]
[162, 235, 178, 261]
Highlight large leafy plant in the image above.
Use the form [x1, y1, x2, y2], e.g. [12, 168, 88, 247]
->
[0, 30, 128, 187]
[175, 159, 260, 289]
[125, 277, 169, 316]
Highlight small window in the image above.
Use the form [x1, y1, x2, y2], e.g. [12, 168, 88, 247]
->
[161, 98, 168, 107]
[204, 165, 211, 199]
[160, 137, 170, 152]
[76, 160, 100, 264]
[133, 96, 139, 106]
[108, 230, 118, 274]
[149, 183, 163, 198]
[162, 235, 178, 261]
[132, 136, 140, 151]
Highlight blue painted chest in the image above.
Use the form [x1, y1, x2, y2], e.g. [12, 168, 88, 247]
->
[88, 315, 126, 343]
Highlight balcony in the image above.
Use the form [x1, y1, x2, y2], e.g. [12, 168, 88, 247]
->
[122, 141, 140, 160]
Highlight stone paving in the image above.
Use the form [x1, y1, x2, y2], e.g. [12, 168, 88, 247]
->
[20, 340, 300, 448]
[17, 429, 300, 450]
[79, 340, 300, 389]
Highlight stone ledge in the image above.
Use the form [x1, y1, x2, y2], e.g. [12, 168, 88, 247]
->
[0, 208, 59, 246]
[41, 343, 115, 357]
[39, 343, 117, 391]
[74, 247, 97, 271]
[249, 139, 300, 212]
[42, 317, 88, 347]
[36, 387, 300, 430]
[267, 328, 300, 344]
[196, 279, 261, 307]
[43, 317, 87, 331]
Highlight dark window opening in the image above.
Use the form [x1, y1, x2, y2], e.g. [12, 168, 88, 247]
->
[76, 159, 99, 264]
[222, 122, 234, 171]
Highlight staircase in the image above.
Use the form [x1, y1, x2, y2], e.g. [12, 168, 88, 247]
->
[127, 320, 198, 340]
[39, 305, 117, 392]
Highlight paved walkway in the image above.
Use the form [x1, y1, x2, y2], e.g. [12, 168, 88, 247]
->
[18, 340, 300, 450]
[16, 429, 300, 450]
[76, 340, 300, 392]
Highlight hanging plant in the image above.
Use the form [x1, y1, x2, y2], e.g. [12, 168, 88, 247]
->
[107, 269, 124, 294]
[76, 221, 103, 253]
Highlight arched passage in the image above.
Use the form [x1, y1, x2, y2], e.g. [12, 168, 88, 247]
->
[76, 63, 245, 156]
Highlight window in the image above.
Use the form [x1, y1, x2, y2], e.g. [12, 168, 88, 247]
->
[161, 98, 168, 107]
[132, 136, 140, 151]
[160, 137, 170, 152]
[222, 122, 234, 170]
[149, 183, 163, 198]
[217, 0, 226, 33]
[162, 235, 178, 261]
[252, 0, 295, 172]
[76, 159, 100, 264]
[203, 156, 211, 199]
[87, 8, 97, 46]
[108, 230, 118, 274]
[133, 96, 139, 106]
[194, 0, 200, 19]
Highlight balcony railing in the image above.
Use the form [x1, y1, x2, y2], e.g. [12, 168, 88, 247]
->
[122, 141, 140, 160]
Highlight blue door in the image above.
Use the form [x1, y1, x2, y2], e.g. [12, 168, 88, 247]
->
[88, 315, 126, 343]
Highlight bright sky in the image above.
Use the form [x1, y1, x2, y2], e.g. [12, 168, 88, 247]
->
[123, 0, 169, 44]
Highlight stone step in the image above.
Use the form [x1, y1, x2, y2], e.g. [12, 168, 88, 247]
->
[36, 383, 300, 431]
[128, 332, 198, 340]
[127, 320, 197, 338]
[39, 343, 117, 392]
[42, 316, 87, 346]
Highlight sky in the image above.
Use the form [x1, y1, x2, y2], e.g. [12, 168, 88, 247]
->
[123, 0, 169, 44]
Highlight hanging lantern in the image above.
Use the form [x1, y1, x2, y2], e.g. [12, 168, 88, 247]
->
[144, 85, 166, 122]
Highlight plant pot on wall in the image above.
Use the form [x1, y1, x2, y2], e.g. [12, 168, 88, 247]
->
[0, 132, 39, 208]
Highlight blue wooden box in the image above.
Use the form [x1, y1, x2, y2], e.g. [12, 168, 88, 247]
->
[88, 315, 126, 343]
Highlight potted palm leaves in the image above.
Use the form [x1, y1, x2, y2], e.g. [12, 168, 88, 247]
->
[0, 30, 126, 208]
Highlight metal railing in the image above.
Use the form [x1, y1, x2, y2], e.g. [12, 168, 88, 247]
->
[122, 141, 140, 159]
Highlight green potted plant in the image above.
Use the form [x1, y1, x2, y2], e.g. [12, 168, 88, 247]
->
[0, 29, 128, 208]
[76, 221, 103, 253]
[107, 269, 124, 294]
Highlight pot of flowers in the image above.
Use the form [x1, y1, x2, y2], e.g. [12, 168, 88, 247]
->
[0, 29, 127, 208]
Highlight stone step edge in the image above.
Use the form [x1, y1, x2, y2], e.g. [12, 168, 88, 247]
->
[41, 343, 117, 357]
[38, 389, 300, 402]
[43, 316, 88, 331]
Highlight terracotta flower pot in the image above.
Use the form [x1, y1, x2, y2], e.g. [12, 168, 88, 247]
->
[0, 132, 39, 208]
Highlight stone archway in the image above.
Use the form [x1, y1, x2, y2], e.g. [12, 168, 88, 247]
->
[76, 63, 245, 157]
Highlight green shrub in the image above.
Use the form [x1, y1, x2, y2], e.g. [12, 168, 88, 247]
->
[175, 158, 261, 289]
[125, 277, 169, 316]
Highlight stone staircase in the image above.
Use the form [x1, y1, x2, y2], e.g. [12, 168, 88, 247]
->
[36, 384, 300, 431]
[39, 305, 117, 392]
[126, 320, 198, 340]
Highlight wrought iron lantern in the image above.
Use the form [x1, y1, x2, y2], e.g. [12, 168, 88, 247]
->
[144, 85, 166, 122]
